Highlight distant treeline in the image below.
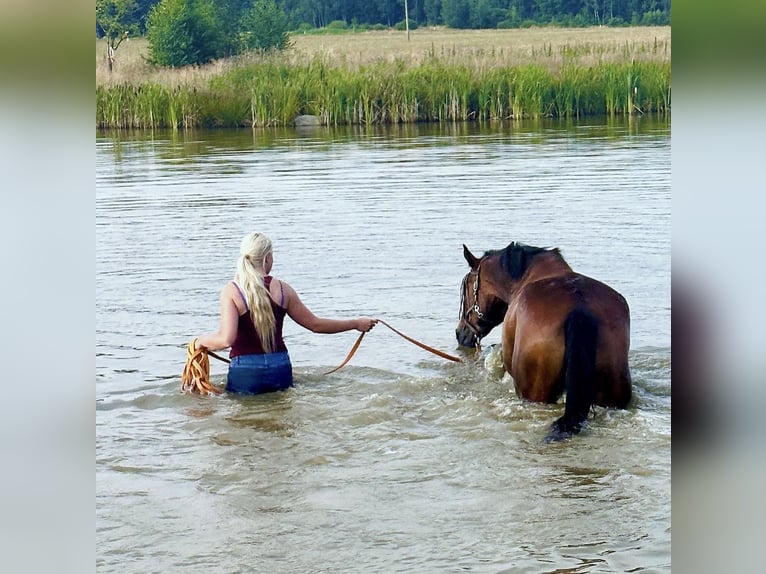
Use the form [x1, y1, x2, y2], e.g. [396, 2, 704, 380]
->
[98, 0, 670, 36]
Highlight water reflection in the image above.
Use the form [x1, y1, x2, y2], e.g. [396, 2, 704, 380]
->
[97, 115, 670, 162]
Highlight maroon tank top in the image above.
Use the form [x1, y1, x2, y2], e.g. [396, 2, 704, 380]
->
[230, 277, 288, 357]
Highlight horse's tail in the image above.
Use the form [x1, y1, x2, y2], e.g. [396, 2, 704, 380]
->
[545, 308, 599, 443]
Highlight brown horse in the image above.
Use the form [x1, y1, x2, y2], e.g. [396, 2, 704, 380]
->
[456, 242, 632, 442]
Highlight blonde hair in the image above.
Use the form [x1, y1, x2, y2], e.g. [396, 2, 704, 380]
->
[234, 232, 276, 352]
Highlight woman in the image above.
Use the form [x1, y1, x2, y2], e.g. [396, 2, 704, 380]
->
[195, 232, 377, 394]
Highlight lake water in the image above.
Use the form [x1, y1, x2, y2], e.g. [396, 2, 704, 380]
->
[96, 117, 671, 573]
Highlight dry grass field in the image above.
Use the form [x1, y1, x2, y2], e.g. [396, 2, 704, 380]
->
[96, 26, 670, 87]
[292, 26, 671, 67]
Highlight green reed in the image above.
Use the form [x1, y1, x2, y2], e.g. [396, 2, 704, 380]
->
[96, 58, 670, 128]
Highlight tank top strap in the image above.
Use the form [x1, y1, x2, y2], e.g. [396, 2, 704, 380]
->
[264, 276, 286, 309]
[231, 281, 248, 312]
[234, 277, 284, 311]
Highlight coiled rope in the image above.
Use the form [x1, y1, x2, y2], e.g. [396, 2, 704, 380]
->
[180, 339, 225, 395]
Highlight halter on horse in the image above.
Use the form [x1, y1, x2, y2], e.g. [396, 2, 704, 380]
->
[458, 268, 507, 349]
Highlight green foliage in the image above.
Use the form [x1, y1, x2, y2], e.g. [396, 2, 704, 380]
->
[394, 19, 419, 31]
[497, 5, 521, 28]
[96, 0, 139, 47]
[237, 0, 292, 51]
[132, 0, 160, 34]
[442, 0, 471, 28]
[327, 20, 349, 30]
[424, 0, 443, 24]
[97, 58, 671, 128]
[470, 0, 506, 28]
[147, 0, 227, 66]
[639, 10, 670, 26]
[96, 83, 199, 129]
[103, 0, 671, 33]
[147, 0, 291, 67]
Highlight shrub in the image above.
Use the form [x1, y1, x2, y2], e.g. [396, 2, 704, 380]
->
[147, 0, 226, 66]
[394, 19, 419, 31]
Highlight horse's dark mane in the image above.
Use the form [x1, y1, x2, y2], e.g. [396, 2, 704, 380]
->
[485, 242, 562, 279]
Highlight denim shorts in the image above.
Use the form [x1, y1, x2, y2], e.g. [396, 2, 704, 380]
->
[226, 352, 293, 395]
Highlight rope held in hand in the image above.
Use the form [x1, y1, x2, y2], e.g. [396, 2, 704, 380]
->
[182, 319, 463, 391]
[323, 319, 463, 375]
[181, 339, 225, 395]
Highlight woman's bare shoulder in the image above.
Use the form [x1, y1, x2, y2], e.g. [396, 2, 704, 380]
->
[272, 278, 298, 306]
[221, 281, 242, 302]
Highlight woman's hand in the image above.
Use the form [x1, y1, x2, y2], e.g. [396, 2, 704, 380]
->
[356, 317, 378, 333]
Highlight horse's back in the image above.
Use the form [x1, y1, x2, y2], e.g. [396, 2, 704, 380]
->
[507, 272, 631, 407]
[521, 273, 629, 329]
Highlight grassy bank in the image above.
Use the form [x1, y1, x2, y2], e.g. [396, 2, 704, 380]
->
[96, 27, 670, 128]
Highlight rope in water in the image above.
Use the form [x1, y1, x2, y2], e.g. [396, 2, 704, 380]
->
[182, 320, 463, 393]
[323, 319, 463, 375]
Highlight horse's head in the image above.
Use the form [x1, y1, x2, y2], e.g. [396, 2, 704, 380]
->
[456, 245, 508, 348]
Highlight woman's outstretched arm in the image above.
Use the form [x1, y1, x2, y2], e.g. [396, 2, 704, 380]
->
[281, 281, 376, 334]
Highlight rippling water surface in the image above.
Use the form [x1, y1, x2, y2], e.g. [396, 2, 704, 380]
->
[96, 118, 671, 573]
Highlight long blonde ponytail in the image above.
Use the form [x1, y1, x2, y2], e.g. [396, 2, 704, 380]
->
[234, 232, 276, 352]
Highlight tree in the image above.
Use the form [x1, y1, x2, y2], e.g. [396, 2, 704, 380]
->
[236, 0, 292, 52]
[146, 0, 291, 67]
[146, 0, 227, 67]
[470, 0, 506, 28]
[96, 0, 139, 72]
[423, 0, 443, 24]
[441, 0, 470, 28]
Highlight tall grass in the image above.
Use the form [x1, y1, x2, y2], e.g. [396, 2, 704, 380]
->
[96, 61, 671, 128]
[96, 28, 671, 129]
[97, 58, 669, 128]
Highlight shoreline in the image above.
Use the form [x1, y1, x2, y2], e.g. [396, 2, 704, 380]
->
[96, 27, 670, 129]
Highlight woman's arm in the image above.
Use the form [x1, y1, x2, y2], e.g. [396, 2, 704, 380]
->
[281, 281, 376, 334]
[195, 284, 240, 350]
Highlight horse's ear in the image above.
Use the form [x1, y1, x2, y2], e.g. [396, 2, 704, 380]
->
[463, 244, 480, 269]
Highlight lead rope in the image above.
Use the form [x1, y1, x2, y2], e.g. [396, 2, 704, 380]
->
[182, 320, 464, 393]
[323, 319, 463, 375]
